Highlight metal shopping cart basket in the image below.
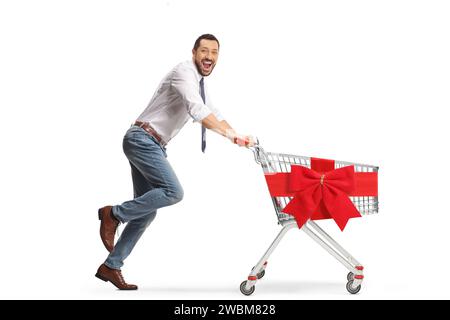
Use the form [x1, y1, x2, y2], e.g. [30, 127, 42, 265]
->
[240, 141, 379, 295]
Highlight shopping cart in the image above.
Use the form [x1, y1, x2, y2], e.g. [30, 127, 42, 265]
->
[240, 140, 379, 295]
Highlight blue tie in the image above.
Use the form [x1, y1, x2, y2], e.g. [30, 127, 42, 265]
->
[199, 78, 206, 153]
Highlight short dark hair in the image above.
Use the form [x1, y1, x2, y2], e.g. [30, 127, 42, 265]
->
[193, 34, 220, 51]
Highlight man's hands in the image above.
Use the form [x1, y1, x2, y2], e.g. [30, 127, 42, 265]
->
[234, 135, 256, 147]
[226, 129, 255, 148]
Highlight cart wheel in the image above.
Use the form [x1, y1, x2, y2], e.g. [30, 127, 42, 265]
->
[346, 280, 361, 294]
[240, 281, 255, 296]
[347, 272, 354, 281]
[257, 270, 266, 279]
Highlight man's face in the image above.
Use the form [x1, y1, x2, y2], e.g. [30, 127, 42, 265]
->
[192, 39, 219, 77]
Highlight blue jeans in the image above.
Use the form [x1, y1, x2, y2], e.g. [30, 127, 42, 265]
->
[105, 126, 184, 269]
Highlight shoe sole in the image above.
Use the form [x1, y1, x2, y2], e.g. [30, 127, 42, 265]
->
[95, 273, 138, 290]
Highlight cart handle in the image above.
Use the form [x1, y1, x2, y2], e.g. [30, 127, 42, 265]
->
[247, 137, 264, 164]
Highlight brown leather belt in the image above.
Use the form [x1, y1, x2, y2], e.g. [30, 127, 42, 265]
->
[134, 121, 166, 146]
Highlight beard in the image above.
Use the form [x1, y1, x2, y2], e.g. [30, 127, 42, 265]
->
[195, 59, 215, 76]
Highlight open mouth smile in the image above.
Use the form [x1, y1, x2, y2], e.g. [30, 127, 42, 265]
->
[202, 60, 213, 71]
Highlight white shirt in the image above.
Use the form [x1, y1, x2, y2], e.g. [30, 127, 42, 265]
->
[136, 60, 224, 144]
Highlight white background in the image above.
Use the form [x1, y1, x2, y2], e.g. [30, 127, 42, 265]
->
[1, 0, 449, 300]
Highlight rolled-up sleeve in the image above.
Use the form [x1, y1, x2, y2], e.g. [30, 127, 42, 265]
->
[170, 68, 212, 122]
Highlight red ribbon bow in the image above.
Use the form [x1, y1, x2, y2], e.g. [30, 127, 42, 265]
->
[283, 165, 360, 230]
[264, 158, 378, 231]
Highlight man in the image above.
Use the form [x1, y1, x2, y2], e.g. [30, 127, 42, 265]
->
[95, 34, 254, 290]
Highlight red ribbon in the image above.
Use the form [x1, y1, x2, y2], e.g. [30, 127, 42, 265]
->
[264, 158, 378, 231]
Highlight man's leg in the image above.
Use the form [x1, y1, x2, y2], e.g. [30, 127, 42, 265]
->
[96, 127, 183, 289]
[105, 212, 156, 269]
[112, 127, 184, 223]
[105, 162, 157, 269]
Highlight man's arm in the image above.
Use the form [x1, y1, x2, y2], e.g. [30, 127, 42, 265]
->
[201, 114, 254, 147]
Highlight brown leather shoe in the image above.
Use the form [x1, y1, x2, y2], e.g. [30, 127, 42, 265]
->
[98, 206, 119, 252]
[95, 263, 138, 290]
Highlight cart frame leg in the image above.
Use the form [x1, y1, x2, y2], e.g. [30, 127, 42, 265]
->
[302, 221, 364, 288]
[244, 221, 297, 291]
[243, 220, 364, 294]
